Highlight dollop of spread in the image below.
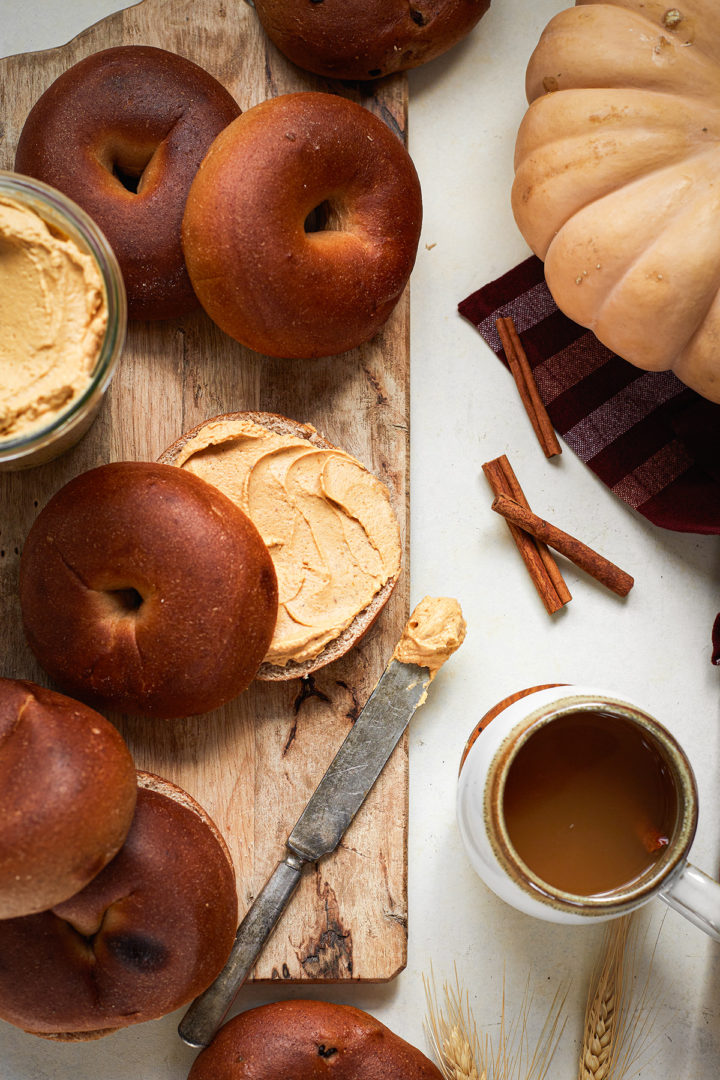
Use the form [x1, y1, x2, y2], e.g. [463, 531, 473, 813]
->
[0, 195, 107, 440]
[173, 418, 402, 666]
[393, 596, 466, 675]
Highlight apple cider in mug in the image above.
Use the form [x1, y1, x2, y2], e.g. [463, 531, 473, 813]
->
[457, 685, 720, 939]
[502, 709, 677, 897]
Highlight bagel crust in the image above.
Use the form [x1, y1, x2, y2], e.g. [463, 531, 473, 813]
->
[188, 999, 444, 1080]
[0, 773, 238, 1038]
[0, 678, 137, 919]
[15, 45, 240, 320]
[254, 0, 491, 81]
[181, 92, 422, 358]
[19, 462, 278, 718]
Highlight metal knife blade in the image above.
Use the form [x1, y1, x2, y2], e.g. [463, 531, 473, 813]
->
[288, 658, 431, 861]
[178, 658, 432, 1049]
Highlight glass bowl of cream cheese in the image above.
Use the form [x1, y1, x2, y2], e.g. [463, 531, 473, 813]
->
[0, 171, 126, 469]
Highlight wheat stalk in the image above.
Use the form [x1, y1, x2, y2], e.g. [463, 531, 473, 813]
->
[424, 967, 566, 1080]
[579, 914, 661, 1080]
[424, 968, 487, 1080]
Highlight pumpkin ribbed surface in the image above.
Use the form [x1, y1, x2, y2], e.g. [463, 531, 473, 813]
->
[512, 0, 720, 401]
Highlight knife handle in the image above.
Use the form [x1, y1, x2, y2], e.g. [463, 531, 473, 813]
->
[178, 852, 304, 1049]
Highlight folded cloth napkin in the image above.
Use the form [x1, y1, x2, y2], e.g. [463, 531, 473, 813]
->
[459, 255, 720, 662]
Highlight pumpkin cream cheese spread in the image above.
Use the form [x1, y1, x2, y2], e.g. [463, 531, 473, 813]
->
[0, 195, 106, 440]
[393, 596, 466, 676]
[173, 418, 402, 666]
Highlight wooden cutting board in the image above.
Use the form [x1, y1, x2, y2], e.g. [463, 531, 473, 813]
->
[0, 0, 410, 983]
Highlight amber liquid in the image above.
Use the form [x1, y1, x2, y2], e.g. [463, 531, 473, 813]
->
[502, 711, 678, 896]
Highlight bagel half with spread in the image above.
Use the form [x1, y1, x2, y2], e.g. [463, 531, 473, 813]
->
[188, 999, 443, 1080]
[253, 0, 491, 81]
[15, 45, 241, 320]
[19, 461, 278, 718]
[181, 91, 422, 358]
[0, 677, 137, 919]
[0, 772, 237, 1040]
[160, 412, 403, 679]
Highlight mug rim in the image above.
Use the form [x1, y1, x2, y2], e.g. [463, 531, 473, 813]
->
[485, 692, 698, 916]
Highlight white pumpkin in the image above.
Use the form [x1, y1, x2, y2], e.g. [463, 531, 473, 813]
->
[512, 0, 720, 402]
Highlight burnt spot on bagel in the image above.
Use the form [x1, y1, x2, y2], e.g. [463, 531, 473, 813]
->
[317, 1044, 338, 1058]
[105, 932, 169, 973]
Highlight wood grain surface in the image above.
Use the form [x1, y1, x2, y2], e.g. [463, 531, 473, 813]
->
[0, 0, 410, 983]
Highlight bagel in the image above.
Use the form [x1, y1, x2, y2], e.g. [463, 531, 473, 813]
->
[0, 677, 136, 919]
[187, 999, 443, 1080]
[0, 772, 237, 1039]
[19, 461, 278, 718]
[181, 92, 422, 358]
[159, 412, 402, 679]
[253, 0, 491, 81]
[15, 45, 240, 321]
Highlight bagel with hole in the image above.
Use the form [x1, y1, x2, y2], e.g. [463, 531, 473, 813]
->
[0, 772, 237, 1039]
[159, 412, 402, 679]
[19, 461, 278, 718]
[0, 677, 137, 920]
[181, 91, 422, 358]
[187, 999, 443, 1080]
[253, 0, 491, 81]
[15, 45, 241, 320]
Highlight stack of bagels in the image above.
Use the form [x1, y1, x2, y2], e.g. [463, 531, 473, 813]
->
[0, 677, 238, 1038]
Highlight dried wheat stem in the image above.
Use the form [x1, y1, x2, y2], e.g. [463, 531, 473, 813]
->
[424, 965, 565, 1080]
[579, 917, 630, 1080]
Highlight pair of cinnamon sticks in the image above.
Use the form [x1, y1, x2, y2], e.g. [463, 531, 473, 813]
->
[488, 317, 633, 609]
[484, 454, 634, 611]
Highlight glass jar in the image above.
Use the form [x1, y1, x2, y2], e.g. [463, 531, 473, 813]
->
[0, 171, 126, 469]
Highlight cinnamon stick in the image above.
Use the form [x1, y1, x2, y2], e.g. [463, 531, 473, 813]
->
[495, 316, 561, 458]
[482, 455, 570, 614]
[491, 494, 634, 597]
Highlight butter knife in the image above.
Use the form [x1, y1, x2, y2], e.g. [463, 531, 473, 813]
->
[178, 655, 433, 1049]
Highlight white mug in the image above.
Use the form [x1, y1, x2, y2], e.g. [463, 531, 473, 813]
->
[456, 685, 720, 940]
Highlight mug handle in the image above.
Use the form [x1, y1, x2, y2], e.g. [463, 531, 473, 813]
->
[660, 863, 720, 942]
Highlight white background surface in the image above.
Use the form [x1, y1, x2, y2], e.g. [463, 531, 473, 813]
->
[2, 1, 720, 1077]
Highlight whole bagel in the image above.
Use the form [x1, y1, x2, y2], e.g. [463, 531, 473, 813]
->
[0, 678, 137, 919]
[253, 0, 491, 81]
[182, 92, 422, 358]
[15, 45, 240, 320]
[188, 999, 443, 1080]
[19, 462, 278, 718]
[0, 772, 237, 1039]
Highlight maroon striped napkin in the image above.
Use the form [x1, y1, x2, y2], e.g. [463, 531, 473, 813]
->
[459, 255, 720, 662]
